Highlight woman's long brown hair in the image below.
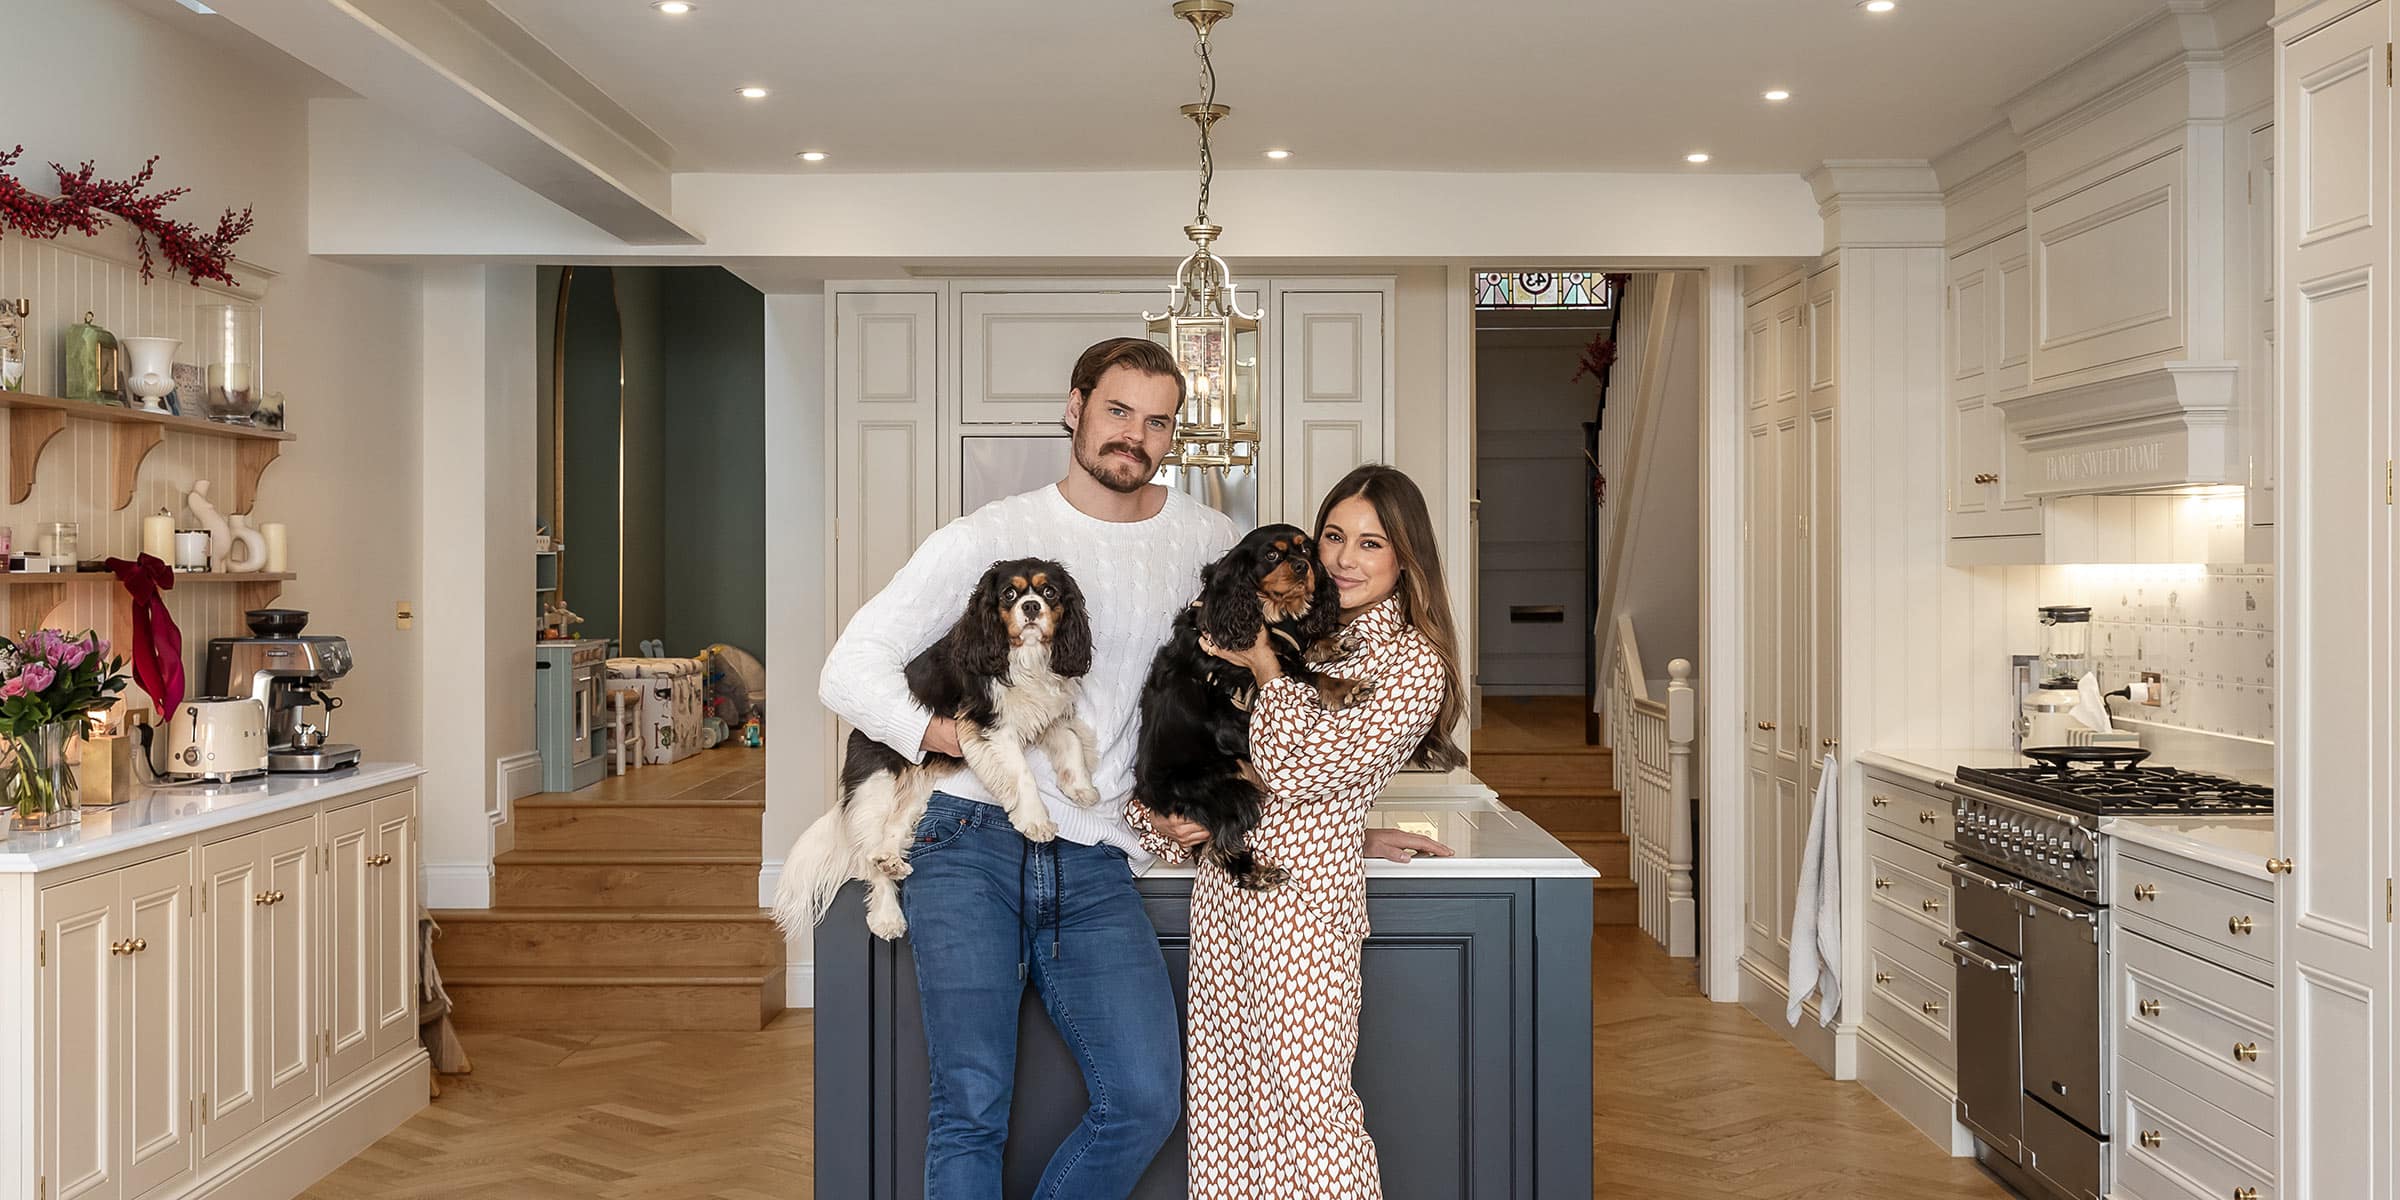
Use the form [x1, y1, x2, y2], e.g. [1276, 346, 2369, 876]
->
[1312, 464, 1467, 771]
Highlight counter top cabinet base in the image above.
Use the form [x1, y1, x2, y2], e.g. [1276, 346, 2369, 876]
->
[814, 875, 1594, 1199]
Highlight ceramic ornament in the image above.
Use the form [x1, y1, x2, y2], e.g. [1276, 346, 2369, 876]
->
[225, 514, 266, 573]
[186, 479, 231, 571]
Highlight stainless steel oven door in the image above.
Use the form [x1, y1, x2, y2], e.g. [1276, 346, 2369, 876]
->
[2018, 883, 2107, 1136]
[1943, 934, 2022, 1160]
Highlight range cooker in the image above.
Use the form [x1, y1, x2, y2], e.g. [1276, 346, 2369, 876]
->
[1938, 763, 2273, 1200]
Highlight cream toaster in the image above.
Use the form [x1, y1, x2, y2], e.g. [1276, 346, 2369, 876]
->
[161, 698, 269, 782]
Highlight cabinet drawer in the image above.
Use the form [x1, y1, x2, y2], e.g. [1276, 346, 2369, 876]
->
[2115, 1056, 2275, 1200]
[1868, 831, 1957, 939]
[2113, 859, 2276, 981]
[2116, 933, 2276, 1133]
[1865, 929, 1958, 1072]
[1863, 770, 1954, 854]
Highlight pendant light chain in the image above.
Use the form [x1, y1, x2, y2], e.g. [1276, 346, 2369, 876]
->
[1193, 25, 1216, 230]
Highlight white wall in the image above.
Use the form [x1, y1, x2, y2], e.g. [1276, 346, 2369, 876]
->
[0, 1, 424, 770]
[762, 292, 828, 1003]
[1612, 275, 1705, 672]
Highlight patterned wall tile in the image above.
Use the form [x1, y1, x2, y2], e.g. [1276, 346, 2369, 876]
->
[2048, 563, 2276, 741]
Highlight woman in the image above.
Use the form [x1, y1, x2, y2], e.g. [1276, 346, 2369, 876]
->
[1130, 463, 1467, 1200]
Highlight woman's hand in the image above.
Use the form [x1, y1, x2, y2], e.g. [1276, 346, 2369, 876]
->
[1136, 803, 1212, 849]
[1363, 827, 1455, 863]
[1200, 628, 1283, 682]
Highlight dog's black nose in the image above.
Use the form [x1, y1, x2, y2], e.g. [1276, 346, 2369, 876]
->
[1019, 599, 1042, 619]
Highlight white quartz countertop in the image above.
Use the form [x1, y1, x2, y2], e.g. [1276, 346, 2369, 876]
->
[2104, 815, 2279, 882]
[1857, 748, 2024, 787]
[0, 762, 424, 873]
[1141, 799, 1599, 879]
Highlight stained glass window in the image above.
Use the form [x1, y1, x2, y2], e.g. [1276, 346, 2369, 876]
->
[1473, 270, 1617, 310]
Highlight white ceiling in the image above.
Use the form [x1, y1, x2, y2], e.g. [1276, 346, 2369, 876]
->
[486, 0, 2162, 175]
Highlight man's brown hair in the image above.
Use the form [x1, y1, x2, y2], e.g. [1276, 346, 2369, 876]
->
[1069, 337, 1186, 404]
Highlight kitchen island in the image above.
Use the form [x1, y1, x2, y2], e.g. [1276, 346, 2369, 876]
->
[813, 798, 1599, 1200]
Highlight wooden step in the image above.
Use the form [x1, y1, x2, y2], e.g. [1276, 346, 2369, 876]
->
[510, 802, 764, 853]
[1559, 831, 1631, 878]
[443, 963, 785, 1032]
[1593, 878, 1638, 926]
[493, 850, 761, 909]
[1498, 793, 1623, 836]
[432, 906, 783, 969]
[1472, 749, 1612, 793]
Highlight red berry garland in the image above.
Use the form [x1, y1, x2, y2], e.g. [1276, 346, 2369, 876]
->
[0, 146, 254, 287]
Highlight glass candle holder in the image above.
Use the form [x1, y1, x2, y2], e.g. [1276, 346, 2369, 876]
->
[195, 301, 262, 424]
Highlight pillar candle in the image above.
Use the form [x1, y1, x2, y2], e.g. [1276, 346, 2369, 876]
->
[141, 511, 175, 562]
[262, 523, 288, 574]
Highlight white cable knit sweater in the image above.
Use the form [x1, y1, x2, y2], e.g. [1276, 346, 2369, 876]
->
[818, 483, 1238, 858]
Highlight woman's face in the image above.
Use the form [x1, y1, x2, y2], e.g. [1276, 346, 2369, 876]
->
[1318, 495, 1401, 617]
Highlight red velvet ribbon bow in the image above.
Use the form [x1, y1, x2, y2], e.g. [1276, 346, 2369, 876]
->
[104, 554, 183, 718]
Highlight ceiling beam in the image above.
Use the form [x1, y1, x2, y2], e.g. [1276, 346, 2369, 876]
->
[208, 0, 700, 245]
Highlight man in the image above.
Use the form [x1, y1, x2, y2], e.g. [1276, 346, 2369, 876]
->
[819, 337, 1231, 1196]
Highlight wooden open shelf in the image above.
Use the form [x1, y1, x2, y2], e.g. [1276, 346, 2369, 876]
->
[0, 571, 294, 642]
[0, 391, 294, 513]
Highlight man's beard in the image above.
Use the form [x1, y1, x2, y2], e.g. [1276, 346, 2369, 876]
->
[1075, 428, 1154, 494]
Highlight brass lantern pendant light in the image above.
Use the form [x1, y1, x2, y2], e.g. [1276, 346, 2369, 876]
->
[1148, 0, 1260, 471]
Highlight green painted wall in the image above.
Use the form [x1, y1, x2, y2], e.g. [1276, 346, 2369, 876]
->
[661, 268, 767, 659]
[559, 266, 621, 648]
[614, 267, 668, 651]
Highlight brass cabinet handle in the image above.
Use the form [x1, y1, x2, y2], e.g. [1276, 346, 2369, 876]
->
[1874, 971, 1893, 985]
[109, 940, 129, 956]
[1921, 1001, 1944, 1016]
[368, 853, 392, 868]
[1874, 878, 1893, 890]
[255, 892, 272, 906]
[1974, 472, 2000, 485]
[2233, 1042, 2259, 1063]
[128, 937, 146, 953]
[2139, 1130, 2163, 1149]
[2229, 915, 2255, 935]
[1821, 737, 1839, 748]
[2237, 1189, 2260, 1200]
[1756, 721, 1777, 731]
[1919, 810, 1940, 825]
[2133, 883, 2158, 901]
[2266, 857, 2295, 875]
[2139, 999, 2163, 1018]
[1922, 899, 1944, 914]
[1870, 794, 1891, 808]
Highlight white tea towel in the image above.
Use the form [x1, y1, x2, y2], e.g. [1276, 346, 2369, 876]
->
[2072, 671, 2115, 734]
[1786, 754, 1843, 1028]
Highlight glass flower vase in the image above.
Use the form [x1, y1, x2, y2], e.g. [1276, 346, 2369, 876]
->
[6, 721, 81, 831]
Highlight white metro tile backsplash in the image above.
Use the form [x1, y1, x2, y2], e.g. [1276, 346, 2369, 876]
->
[2046, 563, 2276, 741]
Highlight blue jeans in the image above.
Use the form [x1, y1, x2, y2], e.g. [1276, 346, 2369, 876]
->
[899, 791, 1182, 1199]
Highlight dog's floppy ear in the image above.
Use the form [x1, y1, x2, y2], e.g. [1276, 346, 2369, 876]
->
[954, 563, 1015, 678]
[1296, 545, 1343, 645]
[1201, 554, 1265, 655]
[1049, 565, 1094, 677]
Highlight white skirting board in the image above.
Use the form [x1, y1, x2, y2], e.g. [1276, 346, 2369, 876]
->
[762, 860, 818, 1009]
[1857, 1025, 1976, 1156]
[1737, 955, 1858, 1080]
[494, 751, 543, 822]
[186, 1049, 428, 1199]
[421, 863, 493, 909]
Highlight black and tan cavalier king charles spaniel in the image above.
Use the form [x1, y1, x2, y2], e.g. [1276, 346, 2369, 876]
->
[775, 558, 1101, 940]
[1136, 525, 1370, 889]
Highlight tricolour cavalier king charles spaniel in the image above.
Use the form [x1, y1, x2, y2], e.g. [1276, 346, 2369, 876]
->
[775, 558, 1100, 939]
[1136, 525, 1370, 890]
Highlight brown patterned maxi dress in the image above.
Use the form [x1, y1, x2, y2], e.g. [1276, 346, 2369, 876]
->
[1131, 597, 1446, 1200]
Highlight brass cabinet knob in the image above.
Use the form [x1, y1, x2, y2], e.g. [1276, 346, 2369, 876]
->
[1874, 971, 1893, 985]
[1919, 810, 1940, 825]
[1756, 721, 1777, 731]
[1974, 472, 2000, 485]
[2133, 883, 2158, 901]
[1821, 737, 1839, 748]
[2266, 857, 2295, 875]
[129, 938, 146, 953]
[367, 853, 392, 868]
[2139, 999, 2163, 1017]
[1870, 794, 1891, 808]
[2237, 1189, 2260, 1200]
[2229, 915, 2255, 935]
[109, 940, 128, 956]
[2233, 1042, 2259, 1063]
[1921, 1001, 1944, 1016]
[1874, 878, 1893, 891]
[2139, 1130, 2163, 1149]
[255, 892, 272, 906]
[1922, 899, 1944, 914]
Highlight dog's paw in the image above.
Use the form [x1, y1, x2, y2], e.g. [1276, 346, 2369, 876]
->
[1234, 860, 1290, 891]
[866, 908, 909, 940]
[1014, 812, 1059, 842]
[1319, 675, 1377, 710]
[1064, 781, 1103, 808]
[868, 850, 913, 880]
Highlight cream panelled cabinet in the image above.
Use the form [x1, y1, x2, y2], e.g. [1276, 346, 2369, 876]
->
[2276, 4, 2393, 1197]
[1273, 288, 1389, 528]
[1741, 265, 1839, 981]
[1947, 231, 2040, 551]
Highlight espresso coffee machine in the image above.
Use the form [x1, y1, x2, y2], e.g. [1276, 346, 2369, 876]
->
[205, 616, 362, 773]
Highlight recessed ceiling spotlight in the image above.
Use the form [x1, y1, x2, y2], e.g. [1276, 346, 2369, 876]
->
[1686, 152, 1711, 164]
[1264, 149, 1292, 160]
[798, 151, 828, 162]
[653, 1, 693, 13]
[173, 0, 218, 12]
[1762, 89, 1791, 102]
[737, 86, 769, 99]
[1860, 0, 1896, 11]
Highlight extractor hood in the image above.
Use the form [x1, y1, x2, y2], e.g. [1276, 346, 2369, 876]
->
[1994, 361, 2239, 498]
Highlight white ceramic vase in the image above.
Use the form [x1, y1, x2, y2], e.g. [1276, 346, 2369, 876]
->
[121, 337, 181, 414]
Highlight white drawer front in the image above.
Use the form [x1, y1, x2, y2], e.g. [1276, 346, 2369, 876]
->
[1864, 771, 1954, 854]
[2113, 859, 2276, 980]
[1865, 927, 1958, 1073]
[2115, 1057, 2275, 1200]
[1868, 831, 1957, 940]
[2116, 933, 2276, 1134]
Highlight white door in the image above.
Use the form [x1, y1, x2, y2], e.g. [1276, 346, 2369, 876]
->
[2250, 120, 2280, 543]
[1743, 278, 1808, 970]
[1948, 244, 1997, 527]
[1806, 264, 1841, 784]
[370, 793, 417, 1059]
[1990, 232, 2039, 528]
[261, 819, 317, 1122]
[1275, 289, 1389, 528]
[41, 872, 120, 1200]
[120, 852, 192, 1199]
[200, 834, 264, 1156]
[2277, 6, 2392, 1197]
[834, 291, 942, 631]
[324, 800, 375, 1088]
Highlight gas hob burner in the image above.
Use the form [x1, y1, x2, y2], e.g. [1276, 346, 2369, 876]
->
[1954, 764, 2274, 817]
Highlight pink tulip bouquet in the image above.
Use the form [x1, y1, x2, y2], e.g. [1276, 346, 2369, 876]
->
[0, 629, 129, 830]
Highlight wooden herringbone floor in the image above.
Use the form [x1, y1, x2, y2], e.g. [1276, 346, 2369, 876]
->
[302, 926, 2001, 1198]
